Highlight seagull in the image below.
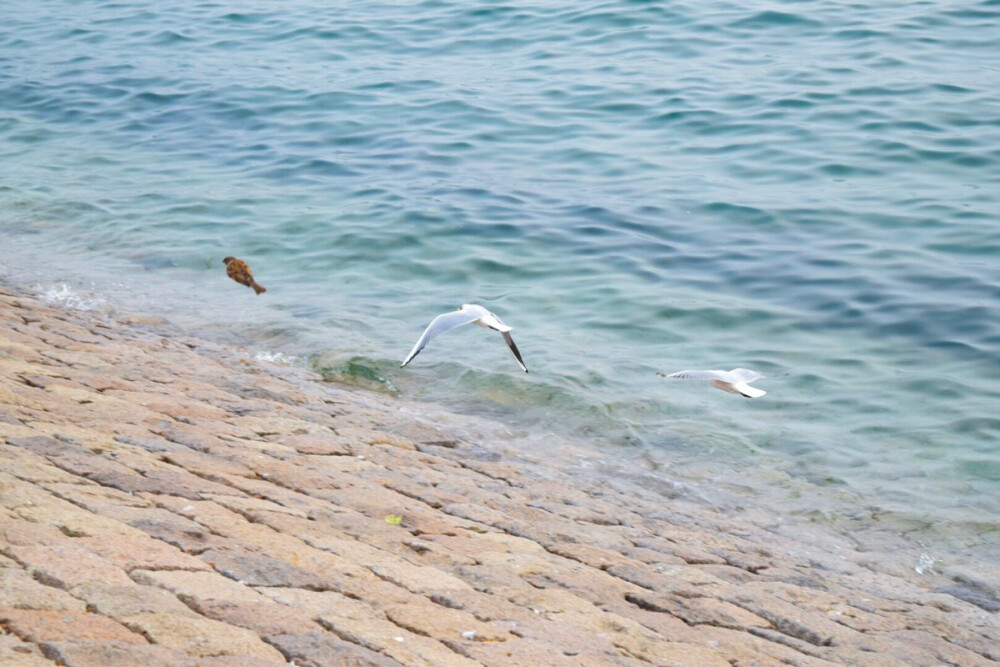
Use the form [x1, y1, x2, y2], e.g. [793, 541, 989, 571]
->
[661, 368, 766, 398]
[401, 304, 528, 373]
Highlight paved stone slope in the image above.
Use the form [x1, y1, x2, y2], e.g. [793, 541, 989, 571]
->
[0, 289, 996, 666]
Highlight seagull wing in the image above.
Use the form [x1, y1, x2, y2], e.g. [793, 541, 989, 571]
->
[401, 310, 481, 367]
[732, 382, 766, 398]
[728, 368, 764, 382]
[501, 332, 528, 373]
[476, 310, 513, 333]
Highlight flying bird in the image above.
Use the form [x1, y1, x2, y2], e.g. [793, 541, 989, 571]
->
[660, 368, 766, 398]
[223, 256, 266, 295]
[401, 304, 528, 373]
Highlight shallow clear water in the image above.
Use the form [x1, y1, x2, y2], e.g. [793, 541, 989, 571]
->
[2, 1, 1000, 551]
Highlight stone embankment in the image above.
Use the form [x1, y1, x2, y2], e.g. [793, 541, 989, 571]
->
[0, 288, 996, 665]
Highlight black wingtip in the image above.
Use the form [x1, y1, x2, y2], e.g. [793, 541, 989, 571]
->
[502, 332, 528, 374]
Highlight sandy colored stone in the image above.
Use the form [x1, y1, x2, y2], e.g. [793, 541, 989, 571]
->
[0, 633, 54, 667]
[37, 639, 192, 667]
[605, 563, 703, 596]
[119, 613, 285, 661]
[1, 478, 145, 539]
[260, 586, 493, 664]
[203, 493, 309, 520]
[189, 656, 287, 667]
[277, 432, 353, 455]
[158, 449, 255, 482]
[547, 541, 645, 571]
[383, 599, 510, 643]
[440, 502, 513, 527]
[256, 587, 388, 622]
[200, 548, 328, 589]
[74, 583, 201, 620]
[367, 561, 475, 595]
[125, 512, 234, 554]
[0, 608, 145, 645]
[189, 599, 321, 636]
[0, 569, 87, 612]
[4, 542, 133, 592]
[382, 478, 470, 510]
[726, 589, 862, 648]
[865, 629, 997, 667]
[130, 569, 269, 606]
[1, 519, 68, 547]
[74, 533, 211, 572]
[628, 591, 771, 630]
[447, 635, 624, 667]
[265, 632, 402, 667]
[149, 498, 377, 583]
[39, 482, 153, 514]
[227, 415, 330, 438]
[316, 612, 480, 667]
[1, 289, 997, 667]
[0, 446, 82, 484]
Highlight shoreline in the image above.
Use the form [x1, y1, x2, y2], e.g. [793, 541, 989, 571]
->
[1, 285, 997, 665]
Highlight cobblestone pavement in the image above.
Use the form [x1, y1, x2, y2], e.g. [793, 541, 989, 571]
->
[0, 289, 997, 666]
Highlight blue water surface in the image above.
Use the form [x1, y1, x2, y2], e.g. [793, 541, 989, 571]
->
[2, 0, 999, 555]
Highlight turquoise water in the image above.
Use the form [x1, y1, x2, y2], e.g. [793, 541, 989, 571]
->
[2, 1, 999, 550]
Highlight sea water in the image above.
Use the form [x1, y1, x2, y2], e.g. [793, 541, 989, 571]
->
[2, 1, 999, 565]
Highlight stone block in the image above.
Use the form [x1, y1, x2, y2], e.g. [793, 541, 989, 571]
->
[39, 482, 152, 513]
[626, 591, 771, 630]
[127, 514, 233, 554]
[119, 613, 285, 661]
[266, 632, 402, 667]
[383, 599, 510, 643]
[204, 494, 309, 519]
[316, 612, 479, 667]
[0, 608, 145, 645]
[75, 534, 211, 572]
[192, 599, 321, 636]
[445, 635, 613, 666]
[257, 588, 384, 622]
[4, 543, 133, 592]
[74, 583, 199, 620]
[6, 486, 144, 538]
[2, 520, 67, 546]
[200, 548, 327, 589]
[38, 639, 191, 667]
[131, 569, 267, 606]
[367, 561, 474, 595]
[547, 541, 642, 571]
[0, 633, 54, 667]
[0, 569, 87, 612]
[726, 590, 860, 647]
[0, 446, 81, 484]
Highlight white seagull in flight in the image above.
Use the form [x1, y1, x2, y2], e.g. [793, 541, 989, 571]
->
[401, 304, 528, 373]
[662, 368, 766, 398]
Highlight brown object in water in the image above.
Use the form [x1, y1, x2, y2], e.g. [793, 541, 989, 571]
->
[223, 256, 267, 295]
